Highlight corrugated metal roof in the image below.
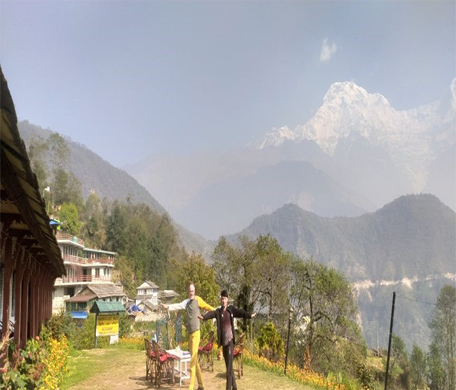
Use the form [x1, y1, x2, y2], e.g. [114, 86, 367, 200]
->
[90, 300, 125, 314]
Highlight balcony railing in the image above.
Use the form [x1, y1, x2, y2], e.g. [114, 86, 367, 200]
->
[55, 275, 112, 284]
[56, 232, 85, 246]
[62, 254, 114, 265]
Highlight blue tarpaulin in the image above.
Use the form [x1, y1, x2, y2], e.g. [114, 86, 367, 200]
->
[71, 311, 88, 319]
[129, 304, 145, 313]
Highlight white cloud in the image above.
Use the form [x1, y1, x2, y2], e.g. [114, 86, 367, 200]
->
[320, 38, 337, 62]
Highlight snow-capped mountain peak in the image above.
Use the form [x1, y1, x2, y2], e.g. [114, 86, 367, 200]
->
[256, 80, 456, 191]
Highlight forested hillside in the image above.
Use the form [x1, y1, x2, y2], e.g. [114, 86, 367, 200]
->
[18, 120, 212, 255]
[228, 194, 456, 350]
[233, 194, 455, 281]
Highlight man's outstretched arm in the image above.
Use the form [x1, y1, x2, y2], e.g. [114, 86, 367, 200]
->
[196, 295, 215, 311]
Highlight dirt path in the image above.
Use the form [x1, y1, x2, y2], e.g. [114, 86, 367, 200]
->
[63, 348, 311, 390]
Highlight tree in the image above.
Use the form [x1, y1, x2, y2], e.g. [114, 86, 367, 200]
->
[81, 191, 106, 249]
[429, 284, 456, 390]
[27, 134, 49, 191]
[388, 334, 410, 389]
[105, 201, 185, 292]
[105, 202, 128, 253]
[46, 132, 70, 176]
[173, 252, 219, 308]
[170, 252, 220, 337]
[427, 340, 445, 390]
[53, 169, 83, 208]
[290, 258, 365, 375]
[253, 235, 291, 322]
[410, 344, 427, 390]
[212, 235, 291, 327]
[59, 203, 81, 236]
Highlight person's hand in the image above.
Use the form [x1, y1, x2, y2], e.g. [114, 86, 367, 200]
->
[251, 312, 257, 319]
[198, 314, 204, 320]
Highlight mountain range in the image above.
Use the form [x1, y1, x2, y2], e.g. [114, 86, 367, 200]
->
[227, 194, 455, 350]
[230, 194, 455, 282]
[126, 80, 456, 239]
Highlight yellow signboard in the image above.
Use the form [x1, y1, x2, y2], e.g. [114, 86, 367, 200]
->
[96, 315, 119, 336]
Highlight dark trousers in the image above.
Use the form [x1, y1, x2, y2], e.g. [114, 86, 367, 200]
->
[222, 339, 236, 390]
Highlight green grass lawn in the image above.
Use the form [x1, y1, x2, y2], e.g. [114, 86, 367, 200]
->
[62, 347, 313, 390]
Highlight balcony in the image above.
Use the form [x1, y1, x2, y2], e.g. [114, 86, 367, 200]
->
[56, 232, 85, 246]
[54, 274, 112, 285]
[62, 254, 114, 266]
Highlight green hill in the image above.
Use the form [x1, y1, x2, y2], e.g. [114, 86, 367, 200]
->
[235, 194, 455, 281]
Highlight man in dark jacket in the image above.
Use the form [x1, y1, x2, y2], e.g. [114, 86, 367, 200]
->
[200, 290, 256, 390]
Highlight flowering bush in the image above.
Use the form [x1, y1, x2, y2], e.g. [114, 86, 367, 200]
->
[41, 335, 70, 389]
[0, 329, 69, 389]
[243, 349, 350, 390]
[116, 337, 144, 350]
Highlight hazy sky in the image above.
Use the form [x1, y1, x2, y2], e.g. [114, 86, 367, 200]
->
[1, 1, 455, 168]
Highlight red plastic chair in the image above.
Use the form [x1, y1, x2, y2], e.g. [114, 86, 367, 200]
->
[198, 331, 215, 371]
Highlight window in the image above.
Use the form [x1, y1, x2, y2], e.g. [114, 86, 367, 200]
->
[64, 287, 75, 296]
[95, 268, 100, 278]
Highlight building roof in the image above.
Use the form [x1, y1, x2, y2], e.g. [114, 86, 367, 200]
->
[158, 290, 180, 299]
[66, 293, 97, 303]
[66, 284, 126, 303]
[140, 300, 160, 311]
[0, 66, 65, 278]
[87, 284, 126, 298]
[90, 301, 125, 314]
[137, 280, 159, 290]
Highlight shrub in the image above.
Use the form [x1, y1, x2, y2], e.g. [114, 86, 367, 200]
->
[46, 309, 75, 341]
[71, 314, 109, 350]
[0, 326, 69, 389]
[257, 322, 284, 362]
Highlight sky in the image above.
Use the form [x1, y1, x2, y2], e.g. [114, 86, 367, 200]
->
[1, 1, 455, 168]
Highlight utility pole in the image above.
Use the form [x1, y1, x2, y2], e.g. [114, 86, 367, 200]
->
[384, 292, 396, 390]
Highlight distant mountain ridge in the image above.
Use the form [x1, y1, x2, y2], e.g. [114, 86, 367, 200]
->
[229, 193, 456, 350]
[127, 80, 455, 239]
[231, 194, 455, 282]
[18, 120, 212, 255]
[178, 160, 374, 239]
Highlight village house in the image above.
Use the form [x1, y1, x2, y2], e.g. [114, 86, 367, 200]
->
[135, 280, 159, 305]
[65, 284, 127, 319]
[52, 232, 117, 314]
[130, 281, 179, 322]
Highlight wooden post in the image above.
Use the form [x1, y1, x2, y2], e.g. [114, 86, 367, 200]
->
[94, 313, 98, 349]
[14, 248, 26, 346]
[1, 239, 14, 339]
[20, 262, 31, 347]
